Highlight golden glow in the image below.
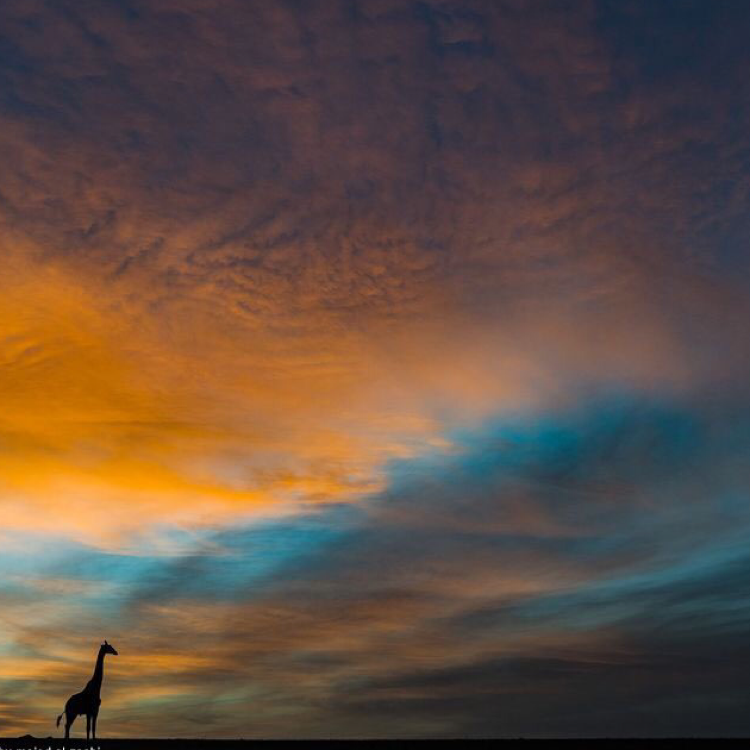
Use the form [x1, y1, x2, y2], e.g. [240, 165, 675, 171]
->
[0, 246, 452, 547]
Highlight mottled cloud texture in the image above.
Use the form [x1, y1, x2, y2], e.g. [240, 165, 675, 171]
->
[0, 0, 749, 738]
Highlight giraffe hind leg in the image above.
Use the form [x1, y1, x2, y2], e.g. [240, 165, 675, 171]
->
[65, 703, 80, 739]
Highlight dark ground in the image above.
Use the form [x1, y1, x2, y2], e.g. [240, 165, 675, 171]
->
[1, 740, 749, 749]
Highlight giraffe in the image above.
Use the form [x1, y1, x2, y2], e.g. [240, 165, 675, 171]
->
[56, 640, 118, 740]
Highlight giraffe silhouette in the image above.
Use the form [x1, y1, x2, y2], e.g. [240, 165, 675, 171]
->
[56, 640, 118, 740]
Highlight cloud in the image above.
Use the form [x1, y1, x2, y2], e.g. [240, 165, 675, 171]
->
[0, 0, 749, 737]
[3, 390, 748, 736]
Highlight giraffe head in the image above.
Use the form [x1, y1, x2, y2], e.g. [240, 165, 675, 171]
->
[102, 640, 118, 656]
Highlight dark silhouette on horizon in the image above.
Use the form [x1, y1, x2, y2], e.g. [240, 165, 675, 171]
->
[56, 640, 118, 740]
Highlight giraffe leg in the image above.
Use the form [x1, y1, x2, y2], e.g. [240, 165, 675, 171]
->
[65, 712, 73, 739]
[92, 712, 98, 740]
[86, 713, 91, 740]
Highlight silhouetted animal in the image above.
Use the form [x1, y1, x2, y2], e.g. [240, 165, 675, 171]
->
[56, 640, 118, 740]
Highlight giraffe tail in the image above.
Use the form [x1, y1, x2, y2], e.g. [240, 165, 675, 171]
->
[56, 713, 63, 727]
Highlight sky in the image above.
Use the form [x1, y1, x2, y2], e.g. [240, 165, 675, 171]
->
[0, 0, 749, 739]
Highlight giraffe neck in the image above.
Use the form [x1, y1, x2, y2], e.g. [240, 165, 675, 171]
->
[90, 648, 106, 692]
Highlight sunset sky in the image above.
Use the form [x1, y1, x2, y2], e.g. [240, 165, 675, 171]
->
[1, 0, 750, 739]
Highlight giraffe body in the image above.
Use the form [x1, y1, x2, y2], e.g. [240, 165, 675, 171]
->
[56, 641, 118, 740]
